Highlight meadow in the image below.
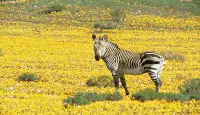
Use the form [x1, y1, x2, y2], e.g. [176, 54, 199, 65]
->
[0, 0, 200, 114]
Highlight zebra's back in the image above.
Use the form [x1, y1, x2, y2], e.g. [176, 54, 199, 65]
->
[118, 50, 164, 75]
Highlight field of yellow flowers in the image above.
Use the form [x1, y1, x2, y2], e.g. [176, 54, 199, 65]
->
[0, 0, 200, 114]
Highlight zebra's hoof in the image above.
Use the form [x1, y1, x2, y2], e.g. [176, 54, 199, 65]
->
[126, 92, 129, 95]
[156, 82, 162, 93]
[156, 87, 160, 93]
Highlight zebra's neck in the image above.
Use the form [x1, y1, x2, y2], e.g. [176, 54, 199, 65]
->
[101, 42, 120, 63]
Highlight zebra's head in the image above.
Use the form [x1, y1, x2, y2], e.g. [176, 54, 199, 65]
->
[92, 34, 108, 61]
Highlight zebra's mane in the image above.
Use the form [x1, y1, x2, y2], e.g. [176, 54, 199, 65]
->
[106, 40, 120, 49]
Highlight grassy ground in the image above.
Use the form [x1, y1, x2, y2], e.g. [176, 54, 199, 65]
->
[0, 0, 200, 114]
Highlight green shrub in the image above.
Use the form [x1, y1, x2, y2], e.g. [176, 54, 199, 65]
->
[73, 94, 90, 105]
[0, 48, 4, 56]
[86, 76, 114, 88]
[94, 21, 118, 30]
[64, 97, 74, 106]
[133, 79, 200, 102]
[110, 8, 126, 23]
[133, 89, 157, 101]
[160, 51, 185, 62]
[93, 22, 104, 29]
[106, 92, 123, 101]
[132, 89, 190, 102]
[64, 92, 106, 106]
[18, 73, 39, 82]
[181, 78, 200, 95]
[64, 92, 123, 106]
[103, 22, 118, 29]
[96, 75, 114, 87]
[86, 77, 98, 86]
[42, 4, 64, 14]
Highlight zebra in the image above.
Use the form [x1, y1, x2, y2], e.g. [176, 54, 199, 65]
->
[92, 34, 165, 95]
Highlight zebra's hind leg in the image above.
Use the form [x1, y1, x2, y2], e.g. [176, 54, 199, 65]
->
[119, 74, 129, 95]
[148, 72, 162, 93]
[146, 60, 165, 92]
[156, 79, 163, 92]
[155, 78, 162, 93]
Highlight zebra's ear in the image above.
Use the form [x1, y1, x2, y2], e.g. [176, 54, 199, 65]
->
[92, 34, 96, 40]
[103, 35, 107, 40]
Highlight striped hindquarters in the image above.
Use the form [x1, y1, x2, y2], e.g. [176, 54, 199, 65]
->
[140, 52, 165, 73]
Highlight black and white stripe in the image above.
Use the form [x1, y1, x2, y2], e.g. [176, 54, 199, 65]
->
[93, 34, 165, 95]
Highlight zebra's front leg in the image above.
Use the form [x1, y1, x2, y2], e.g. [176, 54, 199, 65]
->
[112, 74, 119, 92]
[120, 74, 129, 95]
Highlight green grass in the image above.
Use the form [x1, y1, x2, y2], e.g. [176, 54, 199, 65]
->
[1, 0, 199, 29]
[133, 78, 200, 102]
[1, 0, 199, 16]
[75, 0, 200, 15]
[64, 92, 123, 106]
[56, 0, 199, 15]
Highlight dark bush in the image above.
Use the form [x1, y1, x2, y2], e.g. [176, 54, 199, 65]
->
[181, 78, 200, 95]
[42, 4, 64, 14]
[64, 92, 123, 106]
[103, 22, 118, 29]
[94, 21, 118, 30]
[106, 92, 123, 101]
[132, 89, 190, 102]
[93, 22, 104, 29]
[18, 73, 39, 82]
[64, 92, 106, 106]
[86, 77, 98, 86]
[133, 79, 200, 102]
[190, 95, 200, 100]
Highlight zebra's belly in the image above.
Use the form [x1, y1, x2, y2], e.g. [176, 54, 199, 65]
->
[122, 68, 144, 75]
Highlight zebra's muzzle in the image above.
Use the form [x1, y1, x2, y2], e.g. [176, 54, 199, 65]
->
[95, 55, 100, 61]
